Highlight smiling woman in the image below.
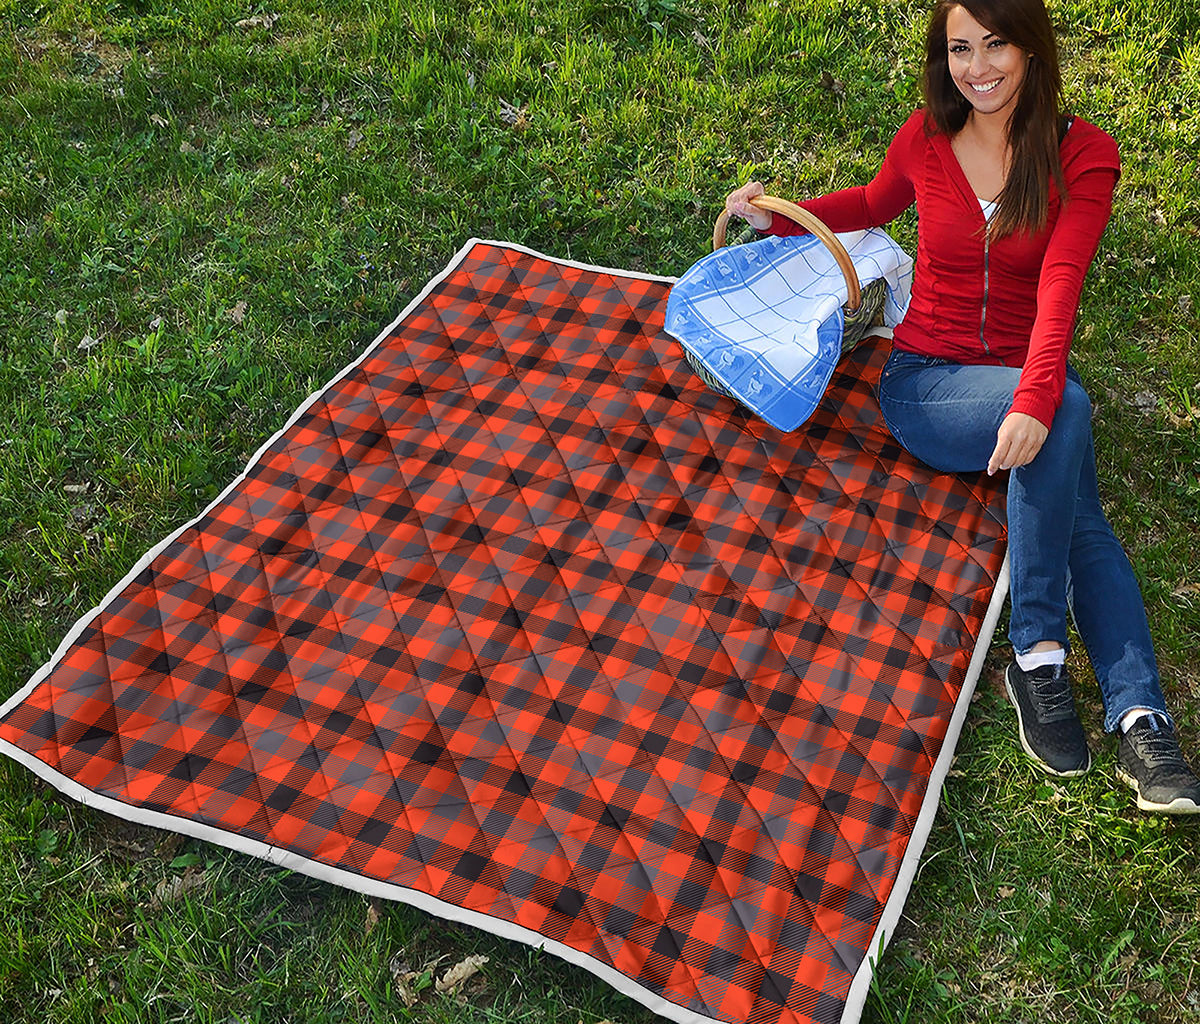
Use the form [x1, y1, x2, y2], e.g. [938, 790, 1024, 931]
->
[725, 0, 1200, 816]
[946, 12, 1029, 117]
[924, 0, 1065, 238]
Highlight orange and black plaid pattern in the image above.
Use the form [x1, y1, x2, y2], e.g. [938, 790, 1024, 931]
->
[0, 243, 1005, 1024]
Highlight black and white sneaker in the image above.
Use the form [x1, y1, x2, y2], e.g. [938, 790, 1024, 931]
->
[1004, 662, 1092, 777]
[1117, 716, 1200, 815]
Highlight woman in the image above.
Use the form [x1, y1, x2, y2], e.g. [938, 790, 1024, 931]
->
[725, 0, 1199, 813]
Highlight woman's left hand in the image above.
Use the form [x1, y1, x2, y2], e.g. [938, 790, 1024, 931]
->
[987, 412, 1049, 475]
[724, 181, 773, 231]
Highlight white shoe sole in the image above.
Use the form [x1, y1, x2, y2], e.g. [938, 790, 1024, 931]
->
[1115, 765, 1200, 815]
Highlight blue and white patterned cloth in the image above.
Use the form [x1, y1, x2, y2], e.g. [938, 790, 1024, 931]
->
[665, 229, 914, 431]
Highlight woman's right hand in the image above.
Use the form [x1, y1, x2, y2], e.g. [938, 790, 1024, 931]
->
[725, 181, 772, 232]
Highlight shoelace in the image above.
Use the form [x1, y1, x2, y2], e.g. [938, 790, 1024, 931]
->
[1133, 728, 1188, 770]
[1030, 670, 1075, 718]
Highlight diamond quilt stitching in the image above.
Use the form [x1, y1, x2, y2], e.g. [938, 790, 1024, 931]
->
[0, 242, 1006, 1024]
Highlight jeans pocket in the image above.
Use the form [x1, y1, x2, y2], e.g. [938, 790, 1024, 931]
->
[879, 350, 903, 383]
[877, 393, 909, 450]
[876, 353, 922, 447]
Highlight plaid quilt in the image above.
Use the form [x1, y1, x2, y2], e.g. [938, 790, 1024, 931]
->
[0, 241, 1007, 1024]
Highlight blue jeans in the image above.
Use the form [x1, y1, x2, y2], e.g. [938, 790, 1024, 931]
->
[877, 349, 1168, 732]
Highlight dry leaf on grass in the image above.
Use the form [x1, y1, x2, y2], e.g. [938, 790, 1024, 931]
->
[1165, 407, 1200, 429]
[236, 12, 279, 30]
[818, 71, 845, 95]
[364, 898, 381, 935]
[151, 868, 208, 908]
[388, 954, 431, 1008]
[78, 333, 100, 350]
[149, 113, 168, 128]
[227, 300, 248, 324]
[436, 954, 489, 994]
[498, 98, 528, 128]
[1131, 390, 1157, 413]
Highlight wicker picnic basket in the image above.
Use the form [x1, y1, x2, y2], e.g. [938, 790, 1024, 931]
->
[682, 195, 888, 399]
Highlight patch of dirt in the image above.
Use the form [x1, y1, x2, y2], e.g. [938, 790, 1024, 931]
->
[14, 28, 136, 81]
[90, 809, 163, 863]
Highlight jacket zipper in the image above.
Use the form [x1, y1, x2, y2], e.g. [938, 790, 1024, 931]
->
[979, 228, 991, 356]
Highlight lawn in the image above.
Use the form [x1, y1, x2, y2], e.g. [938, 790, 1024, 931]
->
[1, 0, 1198, 1021]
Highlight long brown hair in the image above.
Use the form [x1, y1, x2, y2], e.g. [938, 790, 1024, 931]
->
[923, 0, 1068, 238]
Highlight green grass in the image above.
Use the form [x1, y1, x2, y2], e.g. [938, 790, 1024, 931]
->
[2, 0, 1199, 1021]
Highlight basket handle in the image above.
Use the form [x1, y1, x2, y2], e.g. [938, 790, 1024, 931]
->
[713, 195, 861, 312]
